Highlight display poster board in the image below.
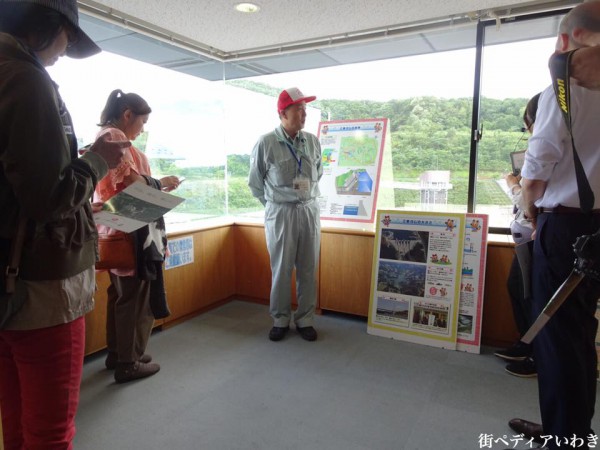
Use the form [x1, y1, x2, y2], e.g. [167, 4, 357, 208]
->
[456, 214, 488, 354]
[317, 119, 390, 224]
[367, 210, 466, 350]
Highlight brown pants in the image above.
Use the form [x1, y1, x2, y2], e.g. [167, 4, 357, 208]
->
[106, 274, 154, 363]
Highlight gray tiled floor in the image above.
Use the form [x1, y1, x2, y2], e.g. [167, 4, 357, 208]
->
[74, 300, 599, 450]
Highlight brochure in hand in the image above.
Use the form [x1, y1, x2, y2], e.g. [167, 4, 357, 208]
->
[94, 182, 184, 232]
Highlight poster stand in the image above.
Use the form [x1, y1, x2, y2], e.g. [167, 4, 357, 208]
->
[367, 210, 487, 353]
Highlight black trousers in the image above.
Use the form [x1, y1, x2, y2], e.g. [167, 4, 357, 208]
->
[532, 213, 600, 449]
[507, 253, 533, 339]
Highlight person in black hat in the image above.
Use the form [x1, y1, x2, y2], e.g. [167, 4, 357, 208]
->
[248, 87, 323, 342]
[0, 1, 128, 448]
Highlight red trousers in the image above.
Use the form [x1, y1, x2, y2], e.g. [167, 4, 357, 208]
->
[0, 317, 85, 450]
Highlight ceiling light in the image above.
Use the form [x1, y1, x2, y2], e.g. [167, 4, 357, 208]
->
[235, 3, 260, 13]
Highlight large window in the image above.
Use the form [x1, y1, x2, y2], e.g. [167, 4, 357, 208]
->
[48, 11, 566, 232]
[226, 48, 476, 222]
[476, 14, 565, 230]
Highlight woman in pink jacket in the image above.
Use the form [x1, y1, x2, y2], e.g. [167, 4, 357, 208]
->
[94, 89, 181, 383]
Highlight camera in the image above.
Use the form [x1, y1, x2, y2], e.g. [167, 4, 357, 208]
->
[573, 230, 600, 281]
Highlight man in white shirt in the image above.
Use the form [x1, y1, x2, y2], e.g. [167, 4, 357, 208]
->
[518, 3, 600, 447]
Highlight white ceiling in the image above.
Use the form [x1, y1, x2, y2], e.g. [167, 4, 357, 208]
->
[80, 0, 578, 58]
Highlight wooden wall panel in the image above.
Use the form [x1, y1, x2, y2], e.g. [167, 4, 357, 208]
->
[481, 242, 520, 348]
[165, 227, 236, 321]
[84, 226, 236, 355]
[234, 224, 272, 301]
[85, 223, 520, 355]
[320, 231, 374, 316]
[84, 271, 110, 355]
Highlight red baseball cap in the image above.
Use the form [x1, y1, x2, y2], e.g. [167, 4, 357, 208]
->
[277, 87, 316, 114]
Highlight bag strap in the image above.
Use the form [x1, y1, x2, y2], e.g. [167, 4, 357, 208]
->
[549, 50, 595, 213]
[5, 215, 27, 294]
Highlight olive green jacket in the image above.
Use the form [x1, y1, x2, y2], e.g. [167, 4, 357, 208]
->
[0, 33, 108, 280]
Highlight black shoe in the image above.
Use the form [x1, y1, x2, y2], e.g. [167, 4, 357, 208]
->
[297, 326, 317, 342]
[114, 361, 160, 383]
[494, 341, 530, 361]
[505, 357, 537, 378]
[268, 326, 289, 341]
[508, 418, 543, 443]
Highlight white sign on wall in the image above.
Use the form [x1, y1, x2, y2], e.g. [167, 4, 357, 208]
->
[165, 236, 194, 270]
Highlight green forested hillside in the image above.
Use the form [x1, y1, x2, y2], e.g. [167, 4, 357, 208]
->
[161, 81, 529, 215]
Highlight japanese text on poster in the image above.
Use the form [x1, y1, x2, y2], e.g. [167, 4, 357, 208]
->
[367, 210, 465, 349]
[317, 119, 388, 223]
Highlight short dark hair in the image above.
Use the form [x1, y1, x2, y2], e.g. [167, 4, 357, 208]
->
[99, 89, 152, 126]
[0, 3, 69, 53]
[523, 92, 541, 130]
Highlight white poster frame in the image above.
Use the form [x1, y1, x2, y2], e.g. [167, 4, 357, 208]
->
[316, 118, 389, 225]
[456, 213, 488, 353]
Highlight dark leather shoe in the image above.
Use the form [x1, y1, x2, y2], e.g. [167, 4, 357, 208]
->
[114, 361, 160, 383]
[268, 326, 289, 341]
[105, 352, 152, 370]
[297, 326, 317, 341]
[508, 418, 543, 443]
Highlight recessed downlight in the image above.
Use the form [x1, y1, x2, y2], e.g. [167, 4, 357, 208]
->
[235, 2, 260, 13]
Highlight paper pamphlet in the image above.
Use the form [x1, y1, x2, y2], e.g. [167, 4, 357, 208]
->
[94, 182, 184, 232]
[510, 151, 526, 176]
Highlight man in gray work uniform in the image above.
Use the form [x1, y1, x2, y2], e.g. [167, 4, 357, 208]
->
[248, 87, 323, 342]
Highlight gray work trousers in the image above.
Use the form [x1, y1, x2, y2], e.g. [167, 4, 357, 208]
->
[264, 200, 321, 328]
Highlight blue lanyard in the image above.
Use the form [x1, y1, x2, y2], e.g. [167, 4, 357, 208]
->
[284, 141, 302, 175]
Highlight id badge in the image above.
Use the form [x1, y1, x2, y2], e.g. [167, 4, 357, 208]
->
[293, 176, 310, 192]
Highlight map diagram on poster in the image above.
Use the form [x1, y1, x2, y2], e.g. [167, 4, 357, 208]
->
[317, 119, 388, 223]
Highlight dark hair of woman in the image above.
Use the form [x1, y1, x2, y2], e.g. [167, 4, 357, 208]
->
[0, 3, 72, 54]
[523, 92, 541, 131]
[99, 89, 152, 126]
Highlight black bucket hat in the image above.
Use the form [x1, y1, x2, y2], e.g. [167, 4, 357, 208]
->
[1, 0, 101, 58]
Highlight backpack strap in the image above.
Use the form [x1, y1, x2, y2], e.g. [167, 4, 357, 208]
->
[5, 215, 27, 294]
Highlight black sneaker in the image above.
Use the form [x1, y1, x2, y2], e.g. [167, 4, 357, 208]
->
[297, 326, 317, 342]
[494, 342, 530, 361]
[268, 326, 289, 341]
[505, 357, 537, 378]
